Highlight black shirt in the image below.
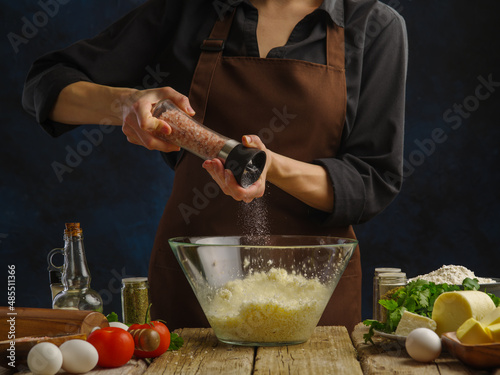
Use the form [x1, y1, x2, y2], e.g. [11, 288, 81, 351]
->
[22, 0, 408, 226]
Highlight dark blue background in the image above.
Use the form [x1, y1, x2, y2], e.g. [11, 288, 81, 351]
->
[1, 0, 499, 322]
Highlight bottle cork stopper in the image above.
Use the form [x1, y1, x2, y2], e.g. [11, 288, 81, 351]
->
[65, 223, 82, 236]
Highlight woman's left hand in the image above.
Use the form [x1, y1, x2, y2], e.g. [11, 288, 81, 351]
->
[202, 135, 271, 203]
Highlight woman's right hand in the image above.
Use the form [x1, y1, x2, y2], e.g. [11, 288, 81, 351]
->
[121, 86, 195, 152]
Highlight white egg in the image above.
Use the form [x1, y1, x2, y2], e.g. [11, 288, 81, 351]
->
[59, 339, 99, 374]
[27, 342, 63, 375]
[405, 328, 442, 362]
[109, 321, 130, 331]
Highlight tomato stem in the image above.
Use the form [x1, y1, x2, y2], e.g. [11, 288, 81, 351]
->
[144, 303, 153, 325]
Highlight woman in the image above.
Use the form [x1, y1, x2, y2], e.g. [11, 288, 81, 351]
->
[22, 0, 407, 333]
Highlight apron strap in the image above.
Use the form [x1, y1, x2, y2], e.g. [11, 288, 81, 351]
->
[326, 20, 345, 70]
[188, 9, 236, 124]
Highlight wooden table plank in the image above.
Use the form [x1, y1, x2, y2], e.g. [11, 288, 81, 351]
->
[253, 326, 362, 375]
[147, 326, 362, 375]
[144, 328, 254, 375]
[351, 323, 499, 375]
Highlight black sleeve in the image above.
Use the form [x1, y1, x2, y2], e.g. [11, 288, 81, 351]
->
[315, 6, 408, 226]
[21, 0, 176, 137]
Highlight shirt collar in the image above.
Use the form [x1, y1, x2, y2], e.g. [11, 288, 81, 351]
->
[318, 0, 344, 28]
[224, 0, 344, 28]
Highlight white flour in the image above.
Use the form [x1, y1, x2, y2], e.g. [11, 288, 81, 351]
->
[408, 265, 495, 285]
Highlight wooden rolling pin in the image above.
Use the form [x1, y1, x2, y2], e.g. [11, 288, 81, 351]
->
[0, 306, 109, 340]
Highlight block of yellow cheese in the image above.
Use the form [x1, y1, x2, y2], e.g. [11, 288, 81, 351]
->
[480, 307, 500, 327]
[395, 311, 437, 336]
[432, 290, 496, 336]
[456, 317, 493, 344]
[486, 322, 500, 342]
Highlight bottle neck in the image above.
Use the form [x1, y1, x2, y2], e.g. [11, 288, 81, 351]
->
[62, 234, 91, 289]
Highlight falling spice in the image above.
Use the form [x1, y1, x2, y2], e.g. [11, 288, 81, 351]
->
[121, 277, 150, 325]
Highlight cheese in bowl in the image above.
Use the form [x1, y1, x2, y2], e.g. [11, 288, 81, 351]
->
[205, 268, 332, 344]
[169, 235, 358, 346]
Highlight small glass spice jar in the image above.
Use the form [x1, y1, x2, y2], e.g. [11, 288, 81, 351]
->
[121, 277, 150, 325]
[372, 267, 402, 321]
[377, 272, 407, 323]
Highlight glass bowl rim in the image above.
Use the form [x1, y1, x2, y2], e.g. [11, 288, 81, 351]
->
[168, 235, 358, 249]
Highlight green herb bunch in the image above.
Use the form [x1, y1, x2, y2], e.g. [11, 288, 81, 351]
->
[363, 278, 500, 344]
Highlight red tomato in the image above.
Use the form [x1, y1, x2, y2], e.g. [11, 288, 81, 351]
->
[128, 321, 170, 358]
[87, 327, 135, 368]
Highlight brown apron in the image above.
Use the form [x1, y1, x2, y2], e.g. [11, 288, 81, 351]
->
[149, 9, 362, 333]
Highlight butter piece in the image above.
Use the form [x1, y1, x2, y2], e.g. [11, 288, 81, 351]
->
[486, 322, 500, 342]
[457, 318, 493, 344]
[395, 311, 437, 336]
[480, 307, 500, 327]
[432, 291, 496, 336]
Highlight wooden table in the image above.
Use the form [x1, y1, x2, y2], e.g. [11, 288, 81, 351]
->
[5, 325, 500, 374]
[146, 326, 361, 375]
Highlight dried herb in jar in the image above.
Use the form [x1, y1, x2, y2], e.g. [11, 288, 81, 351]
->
[121, 277, 149, 325]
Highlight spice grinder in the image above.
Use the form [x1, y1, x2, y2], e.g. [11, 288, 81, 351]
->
[151, 99, 266, 188]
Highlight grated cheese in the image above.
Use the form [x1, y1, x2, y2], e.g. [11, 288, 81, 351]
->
[204, 268, 331, 343]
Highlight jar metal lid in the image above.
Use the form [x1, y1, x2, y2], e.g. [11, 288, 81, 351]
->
[374, 267, 402, 274]
[122, 277, 148, 283]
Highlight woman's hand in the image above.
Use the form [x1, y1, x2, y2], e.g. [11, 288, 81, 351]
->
[121, 86, 195, 153]
[50, 83, 193, 154]
[202, 135, 272, 203]
[203, 134, 334, 211]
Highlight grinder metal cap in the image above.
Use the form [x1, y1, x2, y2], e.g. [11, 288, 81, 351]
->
[218, 140, 267, 188]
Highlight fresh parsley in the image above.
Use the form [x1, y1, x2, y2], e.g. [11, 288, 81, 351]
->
[363, 277, 499, 344]
[106, 311, 119, 323]
[168, 333, 184, 351]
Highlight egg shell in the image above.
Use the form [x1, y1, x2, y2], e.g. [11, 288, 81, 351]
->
[60, 339, 99, 374]
[405, 327, 442, 363]
[27, 342, 63, 375]
[109, 321, 130, 331]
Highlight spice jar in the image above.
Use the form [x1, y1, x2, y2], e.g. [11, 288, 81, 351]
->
[151, 99, 266, 188]
[372, 267, 402, 321]
[378, 272, 407, 323]
[121, 277, 149, 325]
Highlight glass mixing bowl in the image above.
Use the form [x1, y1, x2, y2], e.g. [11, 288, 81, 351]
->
[169, 235, 358, 346]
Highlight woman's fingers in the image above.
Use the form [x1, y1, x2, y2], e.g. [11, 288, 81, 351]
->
[122, 113, 179, 152]
[166, 89, 196, 116]
[202, 158, 265, 203]
[242, 134, 265, 149]
[120, 87, 193, 152]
